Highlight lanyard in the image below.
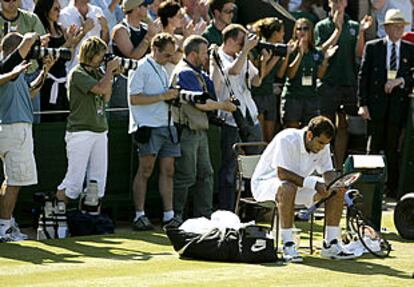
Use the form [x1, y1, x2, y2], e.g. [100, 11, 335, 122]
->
[147, 57, 168, 89]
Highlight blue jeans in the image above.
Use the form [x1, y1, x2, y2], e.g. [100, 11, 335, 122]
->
[218, 124, 262, 211]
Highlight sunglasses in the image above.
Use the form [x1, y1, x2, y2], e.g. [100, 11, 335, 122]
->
[296, 26, 310, 32]
[222, 8, 236, 14]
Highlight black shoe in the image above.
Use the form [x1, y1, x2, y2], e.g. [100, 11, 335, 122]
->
[133, 215, 154, 231]
[162, 217, 183, 231]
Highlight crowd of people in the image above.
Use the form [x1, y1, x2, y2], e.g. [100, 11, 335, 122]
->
[0, 0, 413, 258]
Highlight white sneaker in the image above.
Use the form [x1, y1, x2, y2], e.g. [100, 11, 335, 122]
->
[283, 241, 303, 263]
[0, 227, 25, 242]
[321, 239, 359, 260]
[10, 219, 28, 240]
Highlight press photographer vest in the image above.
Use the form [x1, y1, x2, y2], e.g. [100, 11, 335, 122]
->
[171, 61, 209, 131]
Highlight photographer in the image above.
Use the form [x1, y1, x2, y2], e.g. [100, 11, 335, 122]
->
[56, 36, 120, 212]
[210, 24, 264, 211]
[128, 32, 181, 231]
[0, 32, 55, 242]
[170, 35, 236, 221]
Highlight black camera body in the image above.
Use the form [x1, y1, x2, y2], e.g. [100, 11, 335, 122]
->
[256, 41, 288, 57]
[104, 53, 139, 71]
[28, 42, 72, 61]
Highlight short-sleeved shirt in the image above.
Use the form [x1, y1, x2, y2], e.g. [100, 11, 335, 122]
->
[66, 64, 107, 133]
[281, 48, 324, 99]
[251, 128, 333, 189]
[128, 55, 171, 131]
[314, 15, 359, 86]
[0, 74, 33, 124]
[0, 9, 46, 73]
[211, 48, 259, 127]
[59, 4, 104, 72]
[202, 23, 223, 46]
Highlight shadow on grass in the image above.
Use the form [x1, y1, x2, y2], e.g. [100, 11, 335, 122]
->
[0, 230, 173, 265]
[384, 232, 414, 243]
[304, 256, 411, 280]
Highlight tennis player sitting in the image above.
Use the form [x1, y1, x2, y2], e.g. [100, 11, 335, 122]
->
[251, 116, 357, 262]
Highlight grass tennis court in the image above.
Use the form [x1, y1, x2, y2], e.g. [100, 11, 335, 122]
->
[0, 211, 413, 287]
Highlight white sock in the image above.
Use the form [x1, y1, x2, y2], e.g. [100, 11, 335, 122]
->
[325, 226, 341, 243]
[281, 228, 293, 245]
[163, 210, 174, 222]
[0, 219, 12, 235]
[134, 211, 145, 221]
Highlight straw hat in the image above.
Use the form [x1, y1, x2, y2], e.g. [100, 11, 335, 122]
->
[383, 9, 411, 26]
[122, 0, 153, 12]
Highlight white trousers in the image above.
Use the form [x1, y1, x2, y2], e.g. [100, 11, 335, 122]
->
[58, 131, 108, 199]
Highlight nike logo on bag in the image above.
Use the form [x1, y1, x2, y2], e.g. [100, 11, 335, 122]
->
[251, 239, 266, 252]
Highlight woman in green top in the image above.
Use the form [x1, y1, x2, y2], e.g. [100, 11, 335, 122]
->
[56, 37, 120, 212]
[250, 17, 290, 142]
[281, 18, 337, 129]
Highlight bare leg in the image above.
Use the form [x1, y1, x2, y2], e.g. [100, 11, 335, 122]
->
[158, 157, 175, 211]
[276, 182, 298, 228]
[133, 155, 156, 211]
[325, 189, 345, 226]
[0, 184, 20, 220]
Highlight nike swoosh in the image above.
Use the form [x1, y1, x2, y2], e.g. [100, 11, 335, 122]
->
[250, 239, 267, 252]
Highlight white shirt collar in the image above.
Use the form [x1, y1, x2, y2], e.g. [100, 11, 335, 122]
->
[385, 36, 401, 49]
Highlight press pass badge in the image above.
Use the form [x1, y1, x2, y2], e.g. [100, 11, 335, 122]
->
[388, 70, 397, 80]
[302, 76, 312, 86]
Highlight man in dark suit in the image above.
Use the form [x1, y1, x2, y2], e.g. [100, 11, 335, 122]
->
[358, 9, 414, 198]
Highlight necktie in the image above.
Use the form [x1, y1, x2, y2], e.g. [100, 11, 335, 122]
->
[390, 43, 397, 70]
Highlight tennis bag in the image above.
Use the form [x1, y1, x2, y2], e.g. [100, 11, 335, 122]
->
[166, 225, 277, 263]
[67, 210, 114, 236]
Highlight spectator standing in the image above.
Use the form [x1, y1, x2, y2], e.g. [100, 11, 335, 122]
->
[358, 9, 414, 198]
[158, 0, 189, 76]
[210, 24, 266, 210]
[371, 0, 412, 38]
[111, 0, 159, 120]
[90, 0, 124, 32]
[281, 18, 337, 129]
[56, 37, 120, 207]
[314, 0, 372, 168]
[202, 0, 235, 46]
[0, 0, 47, 123]
[59, 0, 110, 73]
[250, 17, 288, 142]
[170, 35, 236, 221]
[128, 33, 181, 231]
[0, 32, 55, 242]
[34, 0, 79, 122]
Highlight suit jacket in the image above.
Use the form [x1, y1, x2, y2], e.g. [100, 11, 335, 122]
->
[357, 38, 414, 125]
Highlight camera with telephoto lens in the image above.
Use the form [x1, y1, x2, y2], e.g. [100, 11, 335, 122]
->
[247, 32, 288, 57]
[27, 40, 72, 61]
[256, 41, 288, 57]
[103, 53, 139, 71]
[167, 87, 210, 107]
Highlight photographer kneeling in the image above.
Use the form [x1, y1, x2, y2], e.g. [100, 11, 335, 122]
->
[0, 32, 55, 242]
[56, 36, 120, 215]
[170, 35, 236, 221]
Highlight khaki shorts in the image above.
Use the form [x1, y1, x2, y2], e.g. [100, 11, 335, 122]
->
[0, 123, 37, 186]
